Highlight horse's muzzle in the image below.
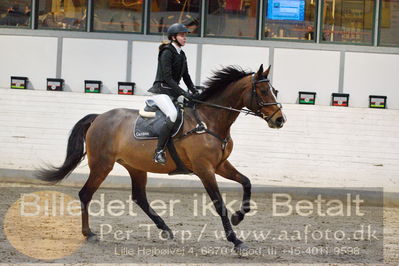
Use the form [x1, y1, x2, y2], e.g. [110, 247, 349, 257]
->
[267, 115, 285, 129]
[275, 116, 285, 128]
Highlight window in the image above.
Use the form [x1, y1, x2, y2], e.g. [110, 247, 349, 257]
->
[379, 0, 399, 46]
[0, 0, 31, 27]
[37, 0, 87, 30]
[264, 0, 317, 40]
[148, 0, 201, 35]
[321, 0, 375, 44]
[206, 0, 258, 38]
[93, 0, 143, 32]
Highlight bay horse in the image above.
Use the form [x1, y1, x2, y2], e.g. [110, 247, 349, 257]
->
[37, 64, 285, 252]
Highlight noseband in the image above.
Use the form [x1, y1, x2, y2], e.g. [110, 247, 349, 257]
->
[250, 75, 282, 122]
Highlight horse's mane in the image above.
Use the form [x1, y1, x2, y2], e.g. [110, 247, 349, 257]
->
[198, 66, 253, 101]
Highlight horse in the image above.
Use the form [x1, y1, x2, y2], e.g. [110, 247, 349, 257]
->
[36, 64, 285, 252]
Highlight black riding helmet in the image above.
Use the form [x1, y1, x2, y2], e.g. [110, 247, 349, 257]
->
[167, 23, 190, 46]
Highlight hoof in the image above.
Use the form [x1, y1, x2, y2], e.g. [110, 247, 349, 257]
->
[86, 232, 98, 242]
[231, 212, 244, 226]
[161, 229, 174, 240]
[234, 243, 250, 255]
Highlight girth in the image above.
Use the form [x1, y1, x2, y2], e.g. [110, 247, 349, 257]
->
[178, 104, 230, 151]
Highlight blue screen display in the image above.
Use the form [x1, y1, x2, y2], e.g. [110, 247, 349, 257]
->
[267, 0, 305, 21]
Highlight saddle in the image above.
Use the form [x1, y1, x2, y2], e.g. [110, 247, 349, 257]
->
[134, 99, 191, 175]
[134, 99, 184, 140]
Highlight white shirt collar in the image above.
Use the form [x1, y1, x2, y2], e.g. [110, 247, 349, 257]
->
[171, 42, 182, 54]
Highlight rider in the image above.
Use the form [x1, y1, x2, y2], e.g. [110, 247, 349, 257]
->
[148, 23, 198, 165]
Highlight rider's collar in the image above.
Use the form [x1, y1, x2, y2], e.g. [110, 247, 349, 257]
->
[172, 42, 182, 54]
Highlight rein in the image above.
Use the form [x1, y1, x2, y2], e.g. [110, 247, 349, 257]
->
[178, 75, 282, 150]
[190, 98, 257, 116]
[190, 75, 282, 121]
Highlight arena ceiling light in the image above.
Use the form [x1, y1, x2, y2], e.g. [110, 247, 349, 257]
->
[118, 82, 135, 95]
[47, 78, 64, 91]
[369, 95, 387, 109]
[85, 80, 102, 93]
[298, 91, 316, 105]
[331, 93, 349, 107]
[11, 76, 28, 89]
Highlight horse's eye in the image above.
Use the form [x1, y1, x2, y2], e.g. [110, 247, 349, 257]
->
[274, 89, 279, 96]
[260, 89, 268, 95]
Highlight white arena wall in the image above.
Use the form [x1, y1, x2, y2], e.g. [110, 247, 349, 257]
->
[0, 33, 398, 193]
[273, 48, 341, 106]
[200, 44, 270, 84]
[0, 35, 58, 91]
[61, 38, 128, 94]
[344, 52, 399, 109]
[0, 34, 399, 108]
[0, 88, 398, 192]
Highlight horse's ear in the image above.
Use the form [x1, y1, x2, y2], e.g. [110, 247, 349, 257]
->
[264, 65, 271, 77]
[256, 64, 264, 79]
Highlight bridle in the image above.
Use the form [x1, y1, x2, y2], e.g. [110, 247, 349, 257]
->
[181, 75, 283, 150]
[191, 74, 282, 122]
[249, 75, 282, 122]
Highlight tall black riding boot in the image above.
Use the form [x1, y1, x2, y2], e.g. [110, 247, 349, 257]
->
[154, 117, 175, 165]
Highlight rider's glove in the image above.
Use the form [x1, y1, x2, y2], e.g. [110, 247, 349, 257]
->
[182, 91, 193, 101]
[192, 90, 200, 98]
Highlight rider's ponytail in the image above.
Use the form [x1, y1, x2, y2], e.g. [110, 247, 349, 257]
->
[159, 40, 170, 51]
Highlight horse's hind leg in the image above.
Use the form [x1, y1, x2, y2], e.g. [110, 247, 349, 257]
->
[79, 160, 114, 241]
[124, 166, 174, 239]
[216, 160, 251, 226]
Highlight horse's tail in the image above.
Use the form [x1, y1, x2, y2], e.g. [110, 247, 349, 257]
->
[35, 114, 99, 183]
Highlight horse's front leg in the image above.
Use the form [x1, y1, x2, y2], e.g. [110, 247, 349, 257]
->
[216, 160, 251, 226]
[194, 165, 248, 252]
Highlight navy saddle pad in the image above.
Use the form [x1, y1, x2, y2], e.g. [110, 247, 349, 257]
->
[134, 100, 183, 140]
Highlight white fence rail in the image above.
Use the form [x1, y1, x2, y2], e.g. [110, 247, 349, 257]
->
[1, 88, 398, 192]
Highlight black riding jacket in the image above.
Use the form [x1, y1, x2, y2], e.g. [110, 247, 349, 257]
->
[149, 43, 196, 98]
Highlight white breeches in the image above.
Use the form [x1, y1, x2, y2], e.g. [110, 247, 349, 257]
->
[151, 94, 178, 122]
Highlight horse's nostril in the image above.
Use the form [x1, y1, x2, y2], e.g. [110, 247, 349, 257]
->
[276, 116, 284, 126]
